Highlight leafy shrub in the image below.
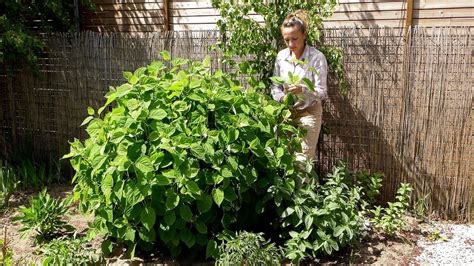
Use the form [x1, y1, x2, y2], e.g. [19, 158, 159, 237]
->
[64, 54, 307, 257]
[40, 235, 101, 265]
[13, 189, 74, 243]
[282, 162, 368, 261]
[371, 183, 413, 235]
[0, 160, 19, 208]
[216, 231, 282, 266]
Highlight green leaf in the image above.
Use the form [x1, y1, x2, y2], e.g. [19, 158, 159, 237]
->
[135, 155, 154, 175]
[126, 99, 140, 111]
[263, 104, 276, 115]
[87, 106, 95, 116]
[212, 174, 224, 185]
[179, 205, 193, 222]
[149, 109, 167, 120]
[282, 207, 295, 218]
[187, 93, 205, 102]
[302, 78, 315, 92]
[166, 192, 180, 210]
[180, 228, 195, 248]
[139, 227, 156, 242]
[197, 195, 213, 214]
[223, 187, 238, 202]
[270, 76, 285, 85]
[125, 227, 136, 242]
[80, 116, 94, 127]
[206, 240, 218, 259]
[186, 181, 201, 195]
[101, 174, 114, 204]
[276, 147, 284, 158]
[212, 188, 224, 206]
[202, 55, 211, 68]
[101, 239, 113, 255]
[304, 215, 314, 230]
[160, 50, 171, 61]
[334, 226, 345, 237]
[140, 206, 156, 230]
[155, 175, 171, 186]
[195, 223, 207, 234]
[221, 166, 233, 178]
[164, 211, 176, 226]
[289, 231, 299, 238]
[227, 127, 239, 143]
[98, 93, 117, 115]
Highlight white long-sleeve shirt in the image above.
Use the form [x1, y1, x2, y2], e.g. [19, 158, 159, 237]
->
[270, 45, 328, 110]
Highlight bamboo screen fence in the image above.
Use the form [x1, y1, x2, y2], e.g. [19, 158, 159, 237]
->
[0, 27, 472, 221]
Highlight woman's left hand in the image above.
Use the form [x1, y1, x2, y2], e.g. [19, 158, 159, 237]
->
[287, 84, 303, 94]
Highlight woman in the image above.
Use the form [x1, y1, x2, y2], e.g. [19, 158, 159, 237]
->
[271, 10, 328, 163]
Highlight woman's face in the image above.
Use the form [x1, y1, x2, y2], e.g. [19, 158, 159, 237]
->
[282, 26, 306, 57]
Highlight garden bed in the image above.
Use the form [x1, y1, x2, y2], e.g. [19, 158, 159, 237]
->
[2, 184, 472, 264]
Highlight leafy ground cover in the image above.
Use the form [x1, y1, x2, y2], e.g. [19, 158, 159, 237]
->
[1, 185, 468, 264]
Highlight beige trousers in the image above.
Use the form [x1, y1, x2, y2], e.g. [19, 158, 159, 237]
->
[291, 102, 323, 162]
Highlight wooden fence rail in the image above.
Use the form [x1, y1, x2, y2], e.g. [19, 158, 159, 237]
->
[0, 27, 472, 221]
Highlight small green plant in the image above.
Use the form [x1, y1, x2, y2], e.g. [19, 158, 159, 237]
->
[0, 160, 19, 208]
[413, 193, 430, 221]
[13, 189, 74, 243]
[216, 231, 283, 266]
[371, 183, 413, 235]
[427, 229, 448, 242]
[356, 170, 383, 205]
[1, 227, 14, 266]
[40, 235, 101, 265]
[16, 159, 47, 190]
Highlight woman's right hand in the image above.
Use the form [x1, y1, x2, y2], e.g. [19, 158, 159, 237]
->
[286, 84, 303, 94]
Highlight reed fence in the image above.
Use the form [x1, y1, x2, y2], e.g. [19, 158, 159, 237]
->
[0, 27, 472, 221]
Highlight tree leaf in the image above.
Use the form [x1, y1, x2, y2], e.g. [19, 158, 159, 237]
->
[87, 106, 95, 116]
[195, 223, 207, 234]
[140, 206, 156, 231]
[149, 109, 167, 120]
[101, 239, 113, 255]
[333, 226, 345, 238]
[139, 227, 156, 242]
[197, 195, 213, 214]
[101, 174, 114, 204]
[186, 181, 201, 195]
[80, 116, 94, 127]
[166, 191, 180, 210]
[155, 175, 171, 186]
[212, 188, 224, 206]
[206, 240, 218, 258]
[135, 155, 154, 175]
[302, 77, 315, 92]
[180, 228, 195, 248]
[179, 205, 193, 222]
[164, 211, 176, 226]
[160, 50, 171, 61]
